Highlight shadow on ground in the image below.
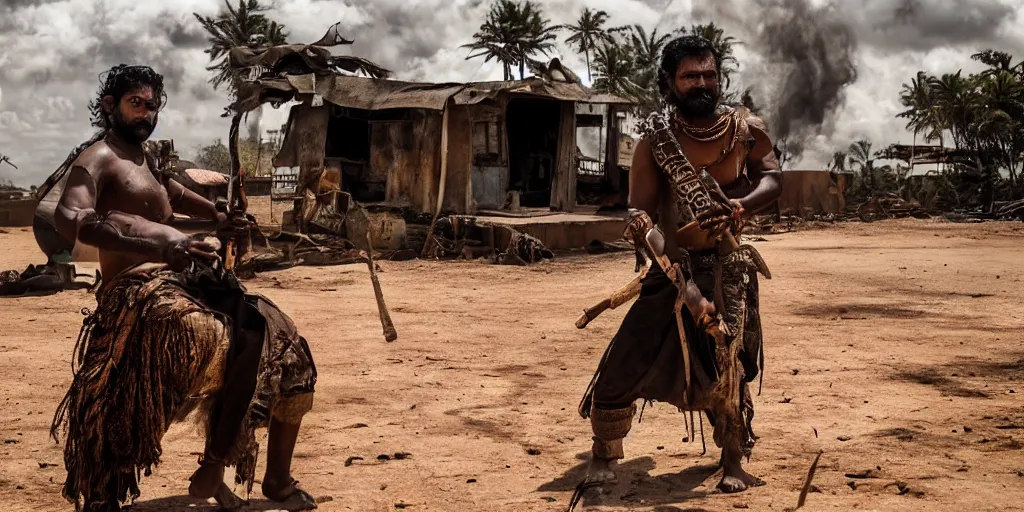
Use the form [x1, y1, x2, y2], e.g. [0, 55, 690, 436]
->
[890, 351, 1024, 399]
[130, 495, 305, 511]
[538, 452, 716, 510]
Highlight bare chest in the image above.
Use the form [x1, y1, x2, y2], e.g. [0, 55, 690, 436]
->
[672, 127, 747, 187]
[97, 162, 172, 223]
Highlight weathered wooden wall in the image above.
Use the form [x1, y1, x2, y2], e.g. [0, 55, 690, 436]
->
[444, 105, 474, 213]
[467, 102, 508, 211]
[374, 111, 442, 212]
[777, 170, 844, 217]
[288, 103, 331, 195]
[550, 101, 577, 212]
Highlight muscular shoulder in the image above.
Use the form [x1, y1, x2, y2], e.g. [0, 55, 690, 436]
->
[731, 106, 771, 139]
[732, 108, 775, 163]
[72, 141, 120, 179]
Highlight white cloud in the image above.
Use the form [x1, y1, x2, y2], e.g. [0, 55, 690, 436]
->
[0, 0, 1022, 186]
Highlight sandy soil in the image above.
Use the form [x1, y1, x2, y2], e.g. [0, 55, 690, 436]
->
[0, 219, 1022, 512]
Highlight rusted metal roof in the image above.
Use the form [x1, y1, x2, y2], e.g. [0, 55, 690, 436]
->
[184, 168, 229, 187]
[234, 75, 633, 113]
[452, 79, 633, 106]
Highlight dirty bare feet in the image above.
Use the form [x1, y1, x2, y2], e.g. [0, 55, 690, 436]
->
[717, 447, 765, 493]
[190, 462, 247, 511]
[213, 482, 247, 511]
[262, 477, 317, 510]
[586, 457, 618, 484]
[188, 461, 225, 499]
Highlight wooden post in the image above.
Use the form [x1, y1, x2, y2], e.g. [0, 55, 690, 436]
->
[420, 103, 451, 257]
[605, 105, 622, 192]
[550, 101, 577, 212]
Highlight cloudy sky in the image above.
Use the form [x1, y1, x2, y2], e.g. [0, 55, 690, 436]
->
[1, 0, 1022, 187]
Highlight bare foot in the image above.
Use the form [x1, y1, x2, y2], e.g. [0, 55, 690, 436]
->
[213, 482, 247, 511]
[717, 454, 765, 493]
[586, 457, 617, 484]
[263, 477, 317, 511]
[188, 462, 225, 499]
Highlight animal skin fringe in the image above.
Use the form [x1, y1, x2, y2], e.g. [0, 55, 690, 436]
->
[50, 276, 219, 512]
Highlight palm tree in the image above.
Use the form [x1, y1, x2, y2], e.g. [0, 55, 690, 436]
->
[591, 42, 636, 96]
[559, 8, 613, 82]
[514, 1, 559, 79]
[682, 23, 740, 89]
[848, 140, 877, 194]
[194, 0, 288, 97]
[463, 0, 558, 80]
[898, 71, 943, 144]
[607, 25, 670, 111]
[971, 49, 1018, 76]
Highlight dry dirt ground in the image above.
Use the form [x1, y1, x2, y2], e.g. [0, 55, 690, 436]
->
[1, 219, 1022, 512]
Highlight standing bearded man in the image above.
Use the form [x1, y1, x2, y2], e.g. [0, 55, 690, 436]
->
[49, 65, 318, 511]
[577, 35, 782, 493]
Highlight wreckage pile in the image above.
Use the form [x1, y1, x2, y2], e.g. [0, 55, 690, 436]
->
[0, 262, 98, 296]
[423, 215, 554, 265]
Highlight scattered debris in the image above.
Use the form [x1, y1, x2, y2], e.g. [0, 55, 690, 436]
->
[0, 263, 99, 296]
[427, 216, 553, 265]
[394, 452, 412, 460]
[526, 448, 541, 455]
[845, 468, 883, 479]
[38, 462, 57, 469]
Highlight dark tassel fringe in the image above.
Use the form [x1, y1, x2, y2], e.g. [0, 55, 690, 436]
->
[50, 276, 217, 511]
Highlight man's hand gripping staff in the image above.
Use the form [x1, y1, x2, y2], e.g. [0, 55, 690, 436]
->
[576, 208, 724, 392]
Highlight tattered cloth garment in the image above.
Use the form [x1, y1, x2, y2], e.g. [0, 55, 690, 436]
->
[50, 262, 316, 512]
[579, 249, 762, 455]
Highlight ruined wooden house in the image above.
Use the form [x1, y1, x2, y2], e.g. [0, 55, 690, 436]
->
[262, 75, 633, 217]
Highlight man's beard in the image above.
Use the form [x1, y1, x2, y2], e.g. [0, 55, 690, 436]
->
[110, 111, 154, 145]
[670, 87, 720, 119]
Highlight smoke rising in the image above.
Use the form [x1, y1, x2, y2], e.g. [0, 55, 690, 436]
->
[693, 0, 859, 161]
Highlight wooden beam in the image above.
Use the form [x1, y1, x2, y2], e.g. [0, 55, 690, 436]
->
[550, 101, 577, 212]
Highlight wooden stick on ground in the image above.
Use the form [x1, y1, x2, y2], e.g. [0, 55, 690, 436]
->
[796, 450, 824, 509]
[364, 231, 398, 342]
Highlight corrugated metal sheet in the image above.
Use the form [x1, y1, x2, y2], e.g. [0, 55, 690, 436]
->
[184, 168, 229, 186]
[452, 79, 633, 106]
[240, 75, 633, 112]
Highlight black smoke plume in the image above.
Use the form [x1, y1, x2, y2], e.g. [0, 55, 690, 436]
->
[693, 0, 858, 161]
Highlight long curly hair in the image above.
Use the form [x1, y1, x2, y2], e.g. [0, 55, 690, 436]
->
[34, 65, 167, 201]
[87, 64, 167, 129]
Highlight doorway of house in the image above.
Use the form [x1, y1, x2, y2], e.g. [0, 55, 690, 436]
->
[506, 98, 560, 208]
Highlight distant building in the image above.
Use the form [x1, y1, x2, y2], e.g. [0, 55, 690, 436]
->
[244, 74, 634, 216]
